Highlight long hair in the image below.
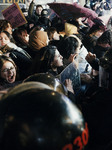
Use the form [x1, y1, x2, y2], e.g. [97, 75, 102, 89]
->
[31, 45, 56, 74]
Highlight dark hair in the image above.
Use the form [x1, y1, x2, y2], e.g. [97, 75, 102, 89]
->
[47, 27, 57, 40]
[88, 24, 104, 35]
[0, 20, 12, 31]
[12, 28, 29, 47]
[41, 9, 49, 17]
[97, 29, 112, 46]
[58, 36, 79, 59]
[32, 45, 57, 73]
[0, 30, 12, 41]
[36, 4, 43, 9]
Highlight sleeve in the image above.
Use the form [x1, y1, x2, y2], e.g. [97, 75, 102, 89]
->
[28, 1, 35, 17]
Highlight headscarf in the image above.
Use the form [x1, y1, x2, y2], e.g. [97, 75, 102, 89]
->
[29, 30, 48, 51]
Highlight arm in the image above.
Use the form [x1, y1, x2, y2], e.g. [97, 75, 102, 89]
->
[85, 52, 99, 71]
[28, 0, 35, 17]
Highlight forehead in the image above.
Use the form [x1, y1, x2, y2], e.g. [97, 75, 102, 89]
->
[0, 32, 8, 37]
[54, 49, 60, 56]
[36, 6, 43, 10]
[2, 61, 13, 68]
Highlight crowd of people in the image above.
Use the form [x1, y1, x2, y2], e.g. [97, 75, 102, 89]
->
[0, 0, 112, 149]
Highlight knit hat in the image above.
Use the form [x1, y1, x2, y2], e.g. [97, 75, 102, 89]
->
[65, 23, 78, 36]
[29, 30, 48, 51]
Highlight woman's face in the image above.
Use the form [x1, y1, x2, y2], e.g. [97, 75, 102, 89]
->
[5, 23, 12, 35]
[52, 49, 63, 68]
[0, 32, 10, 47]
[1, 61, 16, 83]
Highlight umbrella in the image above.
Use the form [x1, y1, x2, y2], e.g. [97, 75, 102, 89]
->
[48, 2, 105, 27]
[48, 2, 98, 20]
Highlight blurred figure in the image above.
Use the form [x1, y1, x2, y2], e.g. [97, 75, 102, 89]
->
[37, 9, 51, 30]
[0, 20, 12, 35]
[0, 20, 15, 43]
[79, 47, 112, 150]
[28, 0, 43, 25]
[0, 31, 32, 80]
[12, 28, 29, 49]
[28, 29, 49, 58]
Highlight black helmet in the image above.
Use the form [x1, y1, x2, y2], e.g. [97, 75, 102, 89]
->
[23, 73, 68, 96]
[0, 82, 88, 150]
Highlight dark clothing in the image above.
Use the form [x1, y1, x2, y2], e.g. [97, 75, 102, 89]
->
[0, 43, 32, 80]
[87, 45, 109, 71]
[28, 1, 41, 25]
[0, 80, 22, 91]
[80, 87, 112, 150]
[9, 50, 32, 80]
[82, 35, 98, 53]
[93, 45, 110, 59]
[38, 17, 51, 30]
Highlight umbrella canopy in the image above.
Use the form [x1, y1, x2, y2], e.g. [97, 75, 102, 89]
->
[48, 2, 106, 28]
[48, 2, 98, 20]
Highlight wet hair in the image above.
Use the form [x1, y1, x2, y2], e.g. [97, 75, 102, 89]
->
[97, 29, 112, 46]
[31, 45, 57, 74]
[58, 36, 79, 59]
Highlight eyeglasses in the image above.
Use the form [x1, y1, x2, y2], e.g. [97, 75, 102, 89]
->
[2, 67, 15, 73]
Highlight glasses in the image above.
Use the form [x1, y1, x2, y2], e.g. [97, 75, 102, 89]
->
[2, 67, 15, 73]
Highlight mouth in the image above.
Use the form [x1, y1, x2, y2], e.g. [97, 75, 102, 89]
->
[8, 75, 15, 83]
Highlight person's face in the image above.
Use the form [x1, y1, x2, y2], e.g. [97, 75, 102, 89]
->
[52, 50, 63, 68]
[21, 31, 29, 42]
[36, 6, 43, 15]
[0, 32, 10, 47]
[94, 30, 104, 38]
[5, 23, 12, 35]
[53, 31, 60, 40]
[1, 61, 16, 83]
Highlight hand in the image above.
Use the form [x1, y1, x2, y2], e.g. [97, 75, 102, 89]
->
[64, 79, 74, 94]
[85, 52, 96, 63]
[80, 73, 92, 84]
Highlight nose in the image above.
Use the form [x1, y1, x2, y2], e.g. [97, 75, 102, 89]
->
[60, 55, 63, 59]
[7, 69, 13, 74]
[1, 38, 5, 42]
